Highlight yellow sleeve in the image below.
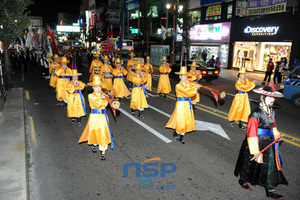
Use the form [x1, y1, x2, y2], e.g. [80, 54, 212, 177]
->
[78, 81, 85, 90]
[66, 82, 75, 94]
[167, 66, 172, 73]
[88, 93, 108, 108]
[236, 79, 256, 91]
[176, 82, 198, 97]
[122, 68, 128, 76]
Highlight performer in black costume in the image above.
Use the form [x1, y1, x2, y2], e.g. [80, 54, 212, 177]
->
[234, 85, 288, 199]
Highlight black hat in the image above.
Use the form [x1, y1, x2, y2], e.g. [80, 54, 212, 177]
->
[253, 85, 284, 98]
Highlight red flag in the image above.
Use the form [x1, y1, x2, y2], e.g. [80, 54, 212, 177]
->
[50, 31, 59, 53]
[211, 91, 219, 103]
[46, 29, 51, 36]
[106, 30, 110, 37]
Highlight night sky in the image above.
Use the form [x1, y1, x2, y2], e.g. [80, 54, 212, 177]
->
[28, 0, 81, 27]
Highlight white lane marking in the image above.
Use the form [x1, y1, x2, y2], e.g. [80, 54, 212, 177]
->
[148, 105, 171, 118]
[118, 108, 172, 143]
[148, 104, 230, 140]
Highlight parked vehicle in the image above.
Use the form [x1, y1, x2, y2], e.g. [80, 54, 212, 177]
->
[171, 60, 219, 82]
[281, 66, 300, 107]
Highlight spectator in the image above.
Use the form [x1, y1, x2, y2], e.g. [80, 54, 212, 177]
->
[87, 50, 93, 67]
[263, 58, 274, 83]
[76, 50, 82, 69]
[215, 57, 221, 71]
[201, 50, 207, 62]
[294, 56, 300, 67]
[208, 55, 215, 67]
[273, 61, 281, 84]
[22, 51, 28, 73]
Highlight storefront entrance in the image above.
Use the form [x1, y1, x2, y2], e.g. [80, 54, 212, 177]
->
[233, 41, 292, 71]
[190, 44, 228, 68]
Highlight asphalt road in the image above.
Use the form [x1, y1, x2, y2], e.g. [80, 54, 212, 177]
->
[17, 59, 300, 200]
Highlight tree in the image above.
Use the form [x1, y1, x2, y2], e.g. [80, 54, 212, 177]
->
[139, 0, 153, 56]
[0, 0, 32, 88]
[178, 0, 198, 66]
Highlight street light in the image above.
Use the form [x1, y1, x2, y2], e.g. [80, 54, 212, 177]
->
[166, 1, 182, 65]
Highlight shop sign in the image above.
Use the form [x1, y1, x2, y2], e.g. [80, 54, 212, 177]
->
[189, 22, 230, 41]
[208, 5, 221, 17]
[244, 26, 279, 36]
[200, 0, 224, 6]
[236, 0, 286, 16]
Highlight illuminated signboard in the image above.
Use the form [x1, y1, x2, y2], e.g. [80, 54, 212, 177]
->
[189, 22, 230, 41]
[208, 5, 221, 16]
[56, 25, 80, 33]
[244, 26, 279, 36]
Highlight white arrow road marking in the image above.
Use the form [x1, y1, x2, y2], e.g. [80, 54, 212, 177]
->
[148, 104, 230, 140]
[118, 108, 172, 143]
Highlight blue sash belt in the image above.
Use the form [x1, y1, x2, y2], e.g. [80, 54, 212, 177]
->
[115, 75, 125, 83]
[178, 97, 192, 111]
[160, 73, 168, 75]
[236, 90, 247, 94]
[257, 128, 282, 167]
[257, 128, 272, 135]
[133, 84, 146, 96]
[91, 108, 114, 149]
[192, 79, 198, 83]
[94, 67, 100, 69]
[59, 76, 70, 81]
[78, 90, 86, 116]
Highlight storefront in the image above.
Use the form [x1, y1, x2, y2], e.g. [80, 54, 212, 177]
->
[188, 22, 231, 68]
[229, 16, 300, 71]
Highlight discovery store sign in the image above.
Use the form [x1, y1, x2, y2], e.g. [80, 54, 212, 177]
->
[244, 26, 279, 36]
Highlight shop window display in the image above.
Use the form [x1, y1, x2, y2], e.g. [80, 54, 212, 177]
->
[233, 42, 292, 71]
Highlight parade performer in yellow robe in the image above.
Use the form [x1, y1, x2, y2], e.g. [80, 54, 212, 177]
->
[143, 56, 153, 92]
[89, 52, 103, 82]
[49, 54, 61, 88]
[228, 68, 256, 130]
[188, 61, 202, 111]
[111, 58, 130, 103]
[100, 55, 113, 93]
[55, 57, 72, 107]
[130, 64, 148, 119]
[165, 66, 201, 144]
[157, 56, 172, 98]
[78, 76, 113, 160]
[126, 52, 137, 85]
[66, 69, 86, 126]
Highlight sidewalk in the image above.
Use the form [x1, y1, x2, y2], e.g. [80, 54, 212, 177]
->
[0, 87, 27, 200]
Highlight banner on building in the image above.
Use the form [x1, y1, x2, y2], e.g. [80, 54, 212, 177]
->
[107, 9, 120, 24]
[200, 0, 224, 6]
[236, 0, 286, 16]
[208, 5, 221, 16]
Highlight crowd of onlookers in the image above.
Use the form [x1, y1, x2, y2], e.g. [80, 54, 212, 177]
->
[8, 48, 39, 74]
[263, 56, 300, 84]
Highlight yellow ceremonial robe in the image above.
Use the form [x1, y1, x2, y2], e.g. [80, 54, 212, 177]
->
[165, 81, 198, 134]
[49, 62, 61, 87]
[130, 74, 148, 110]
[188, 70, 202, 103]
[111, 68, 130, 98]
[55, 67, 72, 101]
[100, 64, 113, 91]
[157, 64, 172, 94]
[144, 63, 153, 91]
[89, 60, 103, 81]
[78, 92, 111, 146]
[126, 59, 137, 81]
[228, 79, 256, 122]
[66, 81, 86, 118]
